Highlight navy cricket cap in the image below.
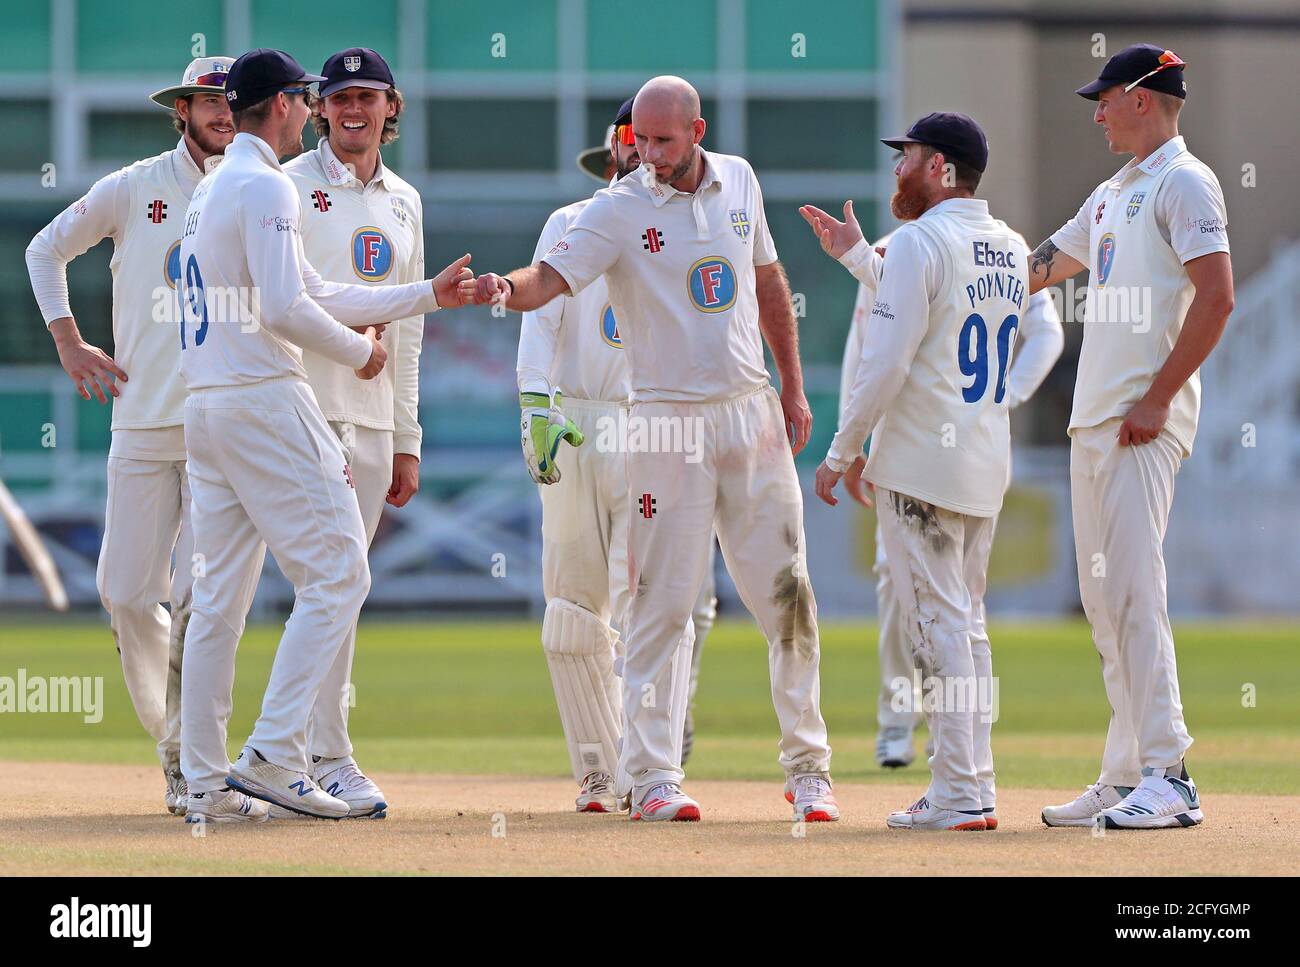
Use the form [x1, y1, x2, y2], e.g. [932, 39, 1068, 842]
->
[614, 97, 634, 126]
[1076, 44, 1187, 100]
[224, 49, 324, 110]
[882, 112, 989, 173]
[319, 48, 395, 98]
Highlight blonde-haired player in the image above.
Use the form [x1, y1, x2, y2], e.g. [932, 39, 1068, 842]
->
[25, 57, 236, 816]
[282, 47, 422, 818]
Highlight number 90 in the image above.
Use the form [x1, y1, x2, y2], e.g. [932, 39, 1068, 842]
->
[958, 312, 1018, 404]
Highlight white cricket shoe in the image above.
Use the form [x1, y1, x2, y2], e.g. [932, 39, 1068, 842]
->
[576, 771, 620, 813]
[887, 795, 987, 831]
[313, 756, 388, 818]
[630, 782, 701, 822]
[982, 806, 998, 831]
[184, 788, 270, 825]
[875, 727, 915, 769]
[164, 767, 188, 817]
[785, 774, 840, 822]
[226, 746, 350, 820]
[1041, 782, 1131, 827]
[1100, 774, 1203, 829]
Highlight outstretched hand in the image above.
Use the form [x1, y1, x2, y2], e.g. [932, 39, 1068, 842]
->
[798, 200, 865, 260]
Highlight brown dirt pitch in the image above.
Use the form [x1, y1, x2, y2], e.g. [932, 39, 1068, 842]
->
[2, 761, 1296, 876]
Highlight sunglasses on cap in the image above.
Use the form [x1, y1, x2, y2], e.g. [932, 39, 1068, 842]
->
[1123, 50, 1186, 93]
[615, 123, 635, 145]
[192, 71, 229, 87]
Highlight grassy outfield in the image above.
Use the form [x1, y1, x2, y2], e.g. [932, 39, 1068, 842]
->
[0, 617, 1296, 794]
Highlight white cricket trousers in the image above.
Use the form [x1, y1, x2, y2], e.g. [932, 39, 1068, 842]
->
[1071, 418, 1192, 784]
[621, 385, 831, 794]
[97, 428, 194, 771]
[873, 522, 923, 731]
[876, 488, 996, 812]
[306, 422, 393, 760]
[181, 378, 371, 793]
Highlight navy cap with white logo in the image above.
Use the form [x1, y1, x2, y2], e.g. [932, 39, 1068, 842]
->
[882, 111, 989, 173]
[319, 48, 395, 98]
[224, 48, 324, 110]
[1075, 44, 1187, 101]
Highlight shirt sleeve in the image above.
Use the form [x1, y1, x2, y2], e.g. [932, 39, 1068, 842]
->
[240, 176, 372, 369]
[1005, 288, 1064, 408]
[835, 238, 885, 290]
[392, 194, 425, 459]
[749, 164, 778, 266]
[517, 207, 574, 395]
[826, 227, 939, 471]
[540, 190, 621, 297]
[301, 254, 439, 324]
[1049, 192, 1094, 266]
[837, 281, 873, 424]
[25, 168, 130, 325]
[1157, 163, 1230, 264]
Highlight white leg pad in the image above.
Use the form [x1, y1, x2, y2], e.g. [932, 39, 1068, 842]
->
[542, 598, 623, 784]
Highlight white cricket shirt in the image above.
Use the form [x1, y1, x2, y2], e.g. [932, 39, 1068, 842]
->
[1050, 136, 1229, 456]
[26, 138, 217, 429]
[829, 199, 1030, 517]
[285, 139, 426, 456]
[541, 151, 778, 404]
[178, 133, 439, 392]
[517, 194, 630, 403]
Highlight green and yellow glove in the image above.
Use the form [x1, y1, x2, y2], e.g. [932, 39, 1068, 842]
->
[520, 390, 585, 484]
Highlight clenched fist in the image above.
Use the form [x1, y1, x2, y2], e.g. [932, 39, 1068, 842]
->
[355, 326, 387, 380]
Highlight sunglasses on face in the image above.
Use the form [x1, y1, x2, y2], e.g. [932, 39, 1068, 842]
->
[281, 85, 310, 98]
[615, 123, 635, 145]
[192, 71, 229, 87]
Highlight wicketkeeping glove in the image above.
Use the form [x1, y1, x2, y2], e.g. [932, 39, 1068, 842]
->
[520, 391, 585, 484]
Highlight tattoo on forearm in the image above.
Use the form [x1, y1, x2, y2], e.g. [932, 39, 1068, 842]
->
[1029, 239, 1059, 279]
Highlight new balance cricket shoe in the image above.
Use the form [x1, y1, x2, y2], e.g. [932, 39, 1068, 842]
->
[1041, 782, 1132, 827]
[576, 771, 620, 813]
[1099, 773, 1203, 829]
[875, 727, 915, 769]
[887, 795, 987, 830]
[312, 756, 388, 818]
[164, 767, 188, 817]
[184, 788, 270, 824]
[786, 774, 840, 822]
[630, 782, 701, 822]
[226, 746, 350, 820]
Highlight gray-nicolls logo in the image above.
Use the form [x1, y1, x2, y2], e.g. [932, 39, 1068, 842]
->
[49, 897, 151, 947]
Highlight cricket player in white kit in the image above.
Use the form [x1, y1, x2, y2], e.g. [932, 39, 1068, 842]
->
[837, 237, 1063, 771]
[479, 76, 836, 824]
[1030, 46, 1233, 830]
[808, 112, 1028, 831]
[176, 49, 474, 823]
[282, 47, 423, 818]
[24, 57, 236, 816]
[517, 100, 716, 813]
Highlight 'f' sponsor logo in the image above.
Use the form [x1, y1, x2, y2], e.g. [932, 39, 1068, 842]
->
[1096, 232, 1117, 288]
[351, 227, 394, 281]
[640, 493, 657, 518]
[687, 256, 737, 313]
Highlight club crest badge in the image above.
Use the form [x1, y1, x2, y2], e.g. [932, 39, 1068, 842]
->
[1126, 191, 1146, 223]
[729, 209, 750, 240]
[344, 55, 361, 72]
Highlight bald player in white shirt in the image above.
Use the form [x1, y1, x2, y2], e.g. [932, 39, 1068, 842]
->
[478, 76, 836, 825]
[837, 234, 1063, 774]
[1029, 46, 1233, 831]
[808, 111, 1028, 831]
[282, 46, 423, 819]
[24, 57, 236, 817]
[517, 104, 718, 814]
[176, 49, 475, 824]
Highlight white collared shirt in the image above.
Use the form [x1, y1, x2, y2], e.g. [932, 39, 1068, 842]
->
[1051, 135, 1229, 455]
[178, 132, 439, 391]
[284, 139, 427, 455]
[541, 150, 778, 403]
[25, 138, 221, 429]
